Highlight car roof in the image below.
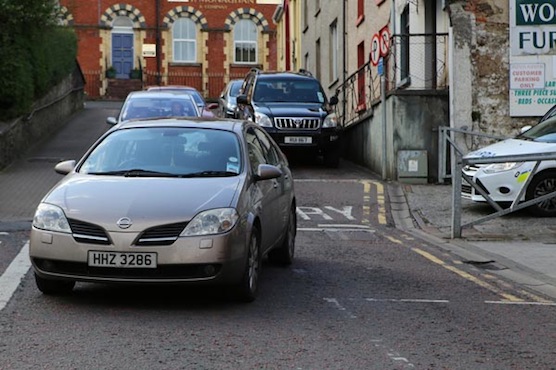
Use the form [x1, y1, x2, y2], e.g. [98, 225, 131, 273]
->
[146, 85, 198, 91]
[115, 117, 245, 133]
[125, 90, 197, 100]
[254, 71, 317, 81]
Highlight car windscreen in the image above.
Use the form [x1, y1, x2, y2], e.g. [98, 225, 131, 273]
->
[79, 127, 242, 177]
[517, 116, 556, 143]
[254, 78, 325, 103]
[230, 81, 242, 97]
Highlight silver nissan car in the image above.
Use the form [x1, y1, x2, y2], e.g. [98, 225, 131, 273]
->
[29, 118, 296, 302]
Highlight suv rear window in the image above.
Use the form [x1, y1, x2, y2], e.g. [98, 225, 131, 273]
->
[253, 78, 324, 103]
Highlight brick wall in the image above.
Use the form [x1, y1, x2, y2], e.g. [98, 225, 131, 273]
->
[61, 0, 278, 99]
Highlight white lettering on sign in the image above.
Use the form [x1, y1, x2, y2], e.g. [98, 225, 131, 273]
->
[510, 63, 545, 90]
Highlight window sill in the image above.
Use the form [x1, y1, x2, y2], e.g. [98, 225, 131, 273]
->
[356, 15, 365, 27]
[397, 76, 412, 89]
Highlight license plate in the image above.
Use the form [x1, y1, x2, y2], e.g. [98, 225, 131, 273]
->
[285, 136, 312, 144]
[88, 251, 157, 268]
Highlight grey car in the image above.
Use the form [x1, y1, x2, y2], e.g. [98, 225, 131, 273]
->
[30, 118, 296, 302]
[106, 90, 201, 126]
[218, 79, 243, 118]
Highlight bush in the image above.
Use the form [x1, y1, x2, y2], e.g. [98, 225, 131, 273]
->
[0, 27, 77, 120]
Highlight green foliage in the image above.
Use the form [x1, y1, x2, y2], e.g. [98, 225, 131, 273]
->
[0, 1, 77, 120]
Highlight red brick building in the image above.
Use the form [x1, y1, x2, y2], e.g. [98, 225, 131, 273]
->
[58, 0, 280, 99]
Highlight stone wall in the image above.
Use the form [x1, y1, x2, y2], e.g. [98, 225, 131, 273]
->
[0, 70, 84, 170]
[449, 0, 537, 153]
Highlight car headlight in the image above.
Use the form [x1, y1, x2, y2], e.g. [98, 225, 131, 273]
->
[322, 113, 337, 128]
[181, 208, 239, 236]
[254, 112, 273, 127]
[483, 162, 524, 173]
[33, 203, 71, 233]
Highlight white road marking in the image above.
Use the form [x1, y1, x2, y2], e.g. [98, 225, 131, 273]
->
[366, 298, 450, 304]
[317, 224, 371, 229]
[0, 242, 31, 312]
[485, 301, 556, 306]
[324, 298, 357, 318]
[323, 206, 355, 220]
[296, 207, 333, 220]
[298, 227, 375, 232]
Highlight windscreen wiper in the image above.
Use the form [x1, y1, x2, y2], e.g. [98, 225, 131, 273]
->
[89, 169, 180, 177]
[179, 171, 238, 178]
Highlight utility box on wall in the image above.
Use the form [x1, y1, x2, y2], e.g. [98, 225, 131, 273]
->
[397, 150, 428, 184]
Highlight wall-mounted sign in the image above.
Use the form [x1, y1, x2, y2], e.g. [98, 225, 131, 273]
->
[142, 44, 156, 57]
[510, 1, 556, 116]
[370, 34, 380, 66]
[379, 26, 390, 57]
[510, 63, 545, 89]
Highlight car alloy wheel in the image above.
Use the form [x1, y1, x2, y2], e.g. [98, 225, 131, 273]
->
[233, 227, 261, 302]
[526, 171, 556, 217]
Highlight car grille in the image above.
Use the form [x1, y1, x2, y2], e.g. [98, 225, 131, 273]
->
[68, 219, 110, 245]
[33, 258, 221, 280]
[275, 117, 320, 130]
[135, 222, 188, 246]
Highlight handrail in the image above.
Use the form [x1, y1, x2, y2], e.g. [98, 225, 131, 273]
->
[451, 150, 556, 238]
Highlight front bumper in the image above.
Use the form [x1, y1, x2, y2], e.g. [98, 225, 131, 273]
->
[29, 226, 248, 285]
[461, 166, 529, 203]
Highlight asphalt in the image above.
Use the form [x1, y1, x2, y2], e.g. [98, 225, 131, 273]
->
[1, 100, 555, 301]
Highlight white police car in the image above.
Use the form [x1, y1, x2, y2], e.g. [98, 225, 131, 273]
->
[462, 115, 556, 216]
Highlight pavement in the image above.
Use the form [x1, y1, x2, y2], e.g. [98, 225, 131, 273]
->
[388, 182, 556, 301]
[1, 100, 556, 301]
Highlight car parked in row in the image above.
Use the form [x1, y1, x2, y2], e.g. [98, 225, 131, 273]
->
[30, 118, 297, 302]
[218, 79, 243, 118]
[146, 85, 218, 117]
[106, 90, 200, 126]
[462, 114, 556, 216]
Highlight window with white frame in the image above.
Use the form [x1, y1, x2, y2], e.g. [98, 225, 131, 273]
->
[234, 19, 257, 64]
[329, 20, 338, 82]
[173, 18, 196, 63]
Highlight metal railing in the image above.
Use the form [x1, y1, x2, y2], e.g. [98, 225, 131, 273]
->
[81, 70, 246, 100]
[335, 33, 449, 127]
[448, 138, 556, 238]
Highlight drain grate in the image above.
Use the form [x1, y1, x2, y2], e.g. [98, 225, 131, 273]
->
[462, 260, 506, 271]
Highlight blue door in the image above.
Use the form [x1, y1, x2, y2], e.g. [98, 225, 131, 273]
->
[112, 34, 133, 79]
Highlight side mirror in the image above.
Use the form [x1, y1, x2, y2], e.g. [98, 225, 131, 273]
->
[520, 125, 532, 134]
[54, 160, 76, 175]
[106, 117, 118, 125]
[206, 102, 219, 110]
[236, 94, 248, 105]
[254, 164, 282, 181]
[329, 96, 339, 106]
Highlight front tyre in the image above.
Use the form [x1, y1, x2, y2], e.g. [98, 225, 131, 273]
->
[35, 273, 75, 295]
[268, 205, 296, 265]
[525, 171, 556, 217]
[232, 227, 261, 302]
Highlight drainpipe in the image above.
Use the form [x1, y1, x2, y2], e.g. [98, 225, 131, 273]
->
[155, 0, 162, 85]
[342, 0, 347, 126]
